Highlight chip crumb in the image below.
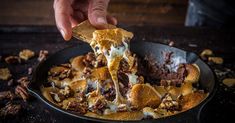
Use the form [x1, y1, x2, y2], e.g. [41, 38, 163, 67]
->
[19, 49, 35, 60]
[15, 85, 29, 102]
[5, 56, 21, 64]
[38, 50, 49, 62]
[223, 78, 235, 87]
[208, 57, 223, 64]
[28, 67, 33, 75]
[0, 68, 12, 80]
[7, 79, 14, 86]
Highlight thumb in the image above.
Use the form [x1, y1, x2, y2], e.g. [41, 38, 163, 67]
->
[88, 0, 110, 29]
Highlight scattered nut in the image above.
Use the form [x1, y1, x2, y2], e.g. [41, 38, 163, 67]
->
[38, 50, 49, 61]
[17, 77, 29, 88]
[5, 56, 21, 64]
[208, 57, 223, 64]
[15, 85, 29, 102]
[0, 103, 21, 116]
[0, 91, 15, 100]
[27, 67, 33, 75]
[0, 68, 12, 80]
[19, 49, 35, 60]
[223, 78, 235, 87]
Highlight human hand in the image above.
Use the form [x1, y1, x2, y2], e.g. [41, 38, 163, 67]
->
[53, 0, 117, 41]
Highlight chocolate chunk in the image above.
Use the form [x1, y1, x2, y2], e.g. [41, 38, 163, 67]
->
[67, 101, 88, 114]
[83, 52, 96, 68]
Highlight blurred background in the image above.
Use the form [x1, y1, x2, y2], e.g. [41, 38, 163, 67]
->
[0, 0, 188, 26]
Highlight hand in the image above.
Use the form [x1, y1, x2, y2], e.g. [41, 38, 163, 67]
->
[53, 0, 117, 41]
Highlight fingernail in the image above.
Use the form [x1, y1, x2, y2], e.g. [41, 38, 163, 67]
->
[59, 29, 70, 41]
[59, 29, 66, 39]
[97, 17, 107, 24]
[60, 28, 65, 36]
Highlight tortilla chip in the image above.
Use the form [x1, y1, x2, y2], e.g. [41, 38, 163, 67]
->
[93, 28, 133, 46]
[72, 20, 116, 43]
[72, 20, 96, 43]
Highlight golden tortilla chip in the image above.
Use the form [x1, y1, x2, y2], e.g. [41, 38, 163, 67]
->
[72, 20, 96, 43]
[93, 28, 133, 46]
[72, 20, 116, 43]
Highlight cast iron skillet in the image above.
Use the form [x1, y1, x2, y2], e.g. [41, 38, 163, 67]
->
[28, 41, 217, 123]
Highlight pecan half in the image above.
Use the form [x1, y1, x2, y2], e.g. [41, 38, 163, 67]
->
[15, 85, 29, 102]
[0, 103, 21, 116]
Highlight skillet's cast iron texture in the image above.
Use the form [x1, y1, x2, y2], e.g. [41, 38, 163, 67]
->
[28, 41, 217, 123]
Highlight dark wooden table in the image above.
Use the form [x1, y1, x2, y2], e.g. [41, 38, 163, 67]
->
[0, 25, 234, 123]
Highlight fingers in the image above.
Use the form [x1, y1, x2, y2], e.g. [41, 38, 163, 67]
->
[54, 0, 73, 41]
[88, 0, 110, 29]
[107, 15, 117, 25]
[71, 11, 85, 27]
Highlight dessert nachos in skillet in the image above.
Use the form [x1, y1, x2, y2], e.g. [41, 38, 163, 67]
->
[41, 20, 208, 120]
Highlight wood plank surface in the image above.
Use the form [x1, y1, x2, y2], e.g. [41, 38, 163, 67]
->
[0, 0, 188, 26]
